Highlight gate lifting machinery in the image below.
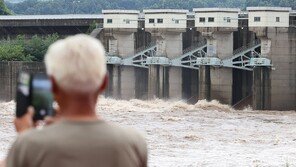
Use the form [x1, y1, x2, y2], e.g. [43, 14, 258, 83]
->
[106, 39, 272, 71]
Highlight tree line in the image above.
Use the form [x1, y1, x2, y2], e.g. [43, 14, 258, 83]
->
[5, 0, 296, 15]
[0, 0, 11, 15]
[0, 34, 59, 61]
[0, 0, 294, 62]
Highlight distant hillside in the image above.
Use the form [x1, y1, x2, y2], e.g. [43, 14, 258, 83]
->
[4, 0, 296, 15]
[0, 0, 11, 15]
[4, 0, 24, 3]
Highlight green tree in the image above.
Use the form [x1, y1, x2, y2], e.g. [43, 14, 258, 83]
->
[22, 34, 59, 61]
[0, 34, 59, 62]
[0, 0, 12, 15]
[0, 43, 32, 61]
[4, 0, 296, 15]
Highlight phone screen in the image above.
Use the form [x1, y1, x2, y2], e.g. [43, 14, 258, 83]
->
[31, 74, 54, 120]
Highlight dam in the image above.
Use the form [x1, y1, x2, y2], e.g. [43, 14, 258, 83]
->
[0, 7, 295, 110]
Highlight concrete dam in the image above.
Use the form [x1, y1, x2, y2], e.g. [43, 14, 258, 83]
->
[0, 7, 295, 110]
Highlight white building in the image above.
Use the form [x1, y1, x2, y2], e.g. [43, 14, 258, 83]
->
[193, 8, 240, 28]
[247, 7, 291, 27]
[143, 9, 188, 29]
[102, 10, 140, 29]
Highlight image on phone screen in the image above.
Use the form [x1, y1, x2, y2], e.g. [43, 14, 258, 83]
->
[31, 74, 54, 120]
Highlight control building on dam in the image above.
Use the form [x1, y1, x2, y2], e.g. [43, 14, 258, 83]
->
[0, 7, 295, 110]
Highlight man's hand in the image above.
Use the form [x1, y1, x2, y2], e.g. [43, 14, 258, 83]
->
[14, 106, 35, 133]
[44, 106, 61, 125]
[0, 159, 5, 167]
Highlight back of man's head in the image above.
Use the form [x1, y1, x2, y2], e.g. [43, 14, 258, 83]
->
[45, 34, 106, 94]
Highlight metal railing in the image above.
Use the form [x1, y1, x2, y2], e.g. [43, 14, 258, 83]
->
[182, 39, 207, 54]
[134, 41, 156, 54]
[232, 39, 260, 55]
[96, 23, 104, 28]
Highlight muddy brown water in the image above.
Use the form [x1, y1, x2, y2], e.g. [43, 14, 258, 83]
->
[1, 98, 296, 166]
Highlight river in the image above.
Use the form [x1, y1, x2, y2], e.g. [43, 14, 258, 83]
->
[1, 98, 296, 166]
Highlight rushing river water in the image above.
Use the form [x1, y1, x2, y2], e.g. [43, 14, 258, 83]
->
[1, 98, 296, 166]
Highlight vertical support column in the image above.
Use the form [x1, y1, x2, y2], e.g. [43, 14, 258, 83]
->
[105, 65, 121, 99]
[148, 30, 184, 99]
[166, 32, 183, 99]
[253, 67, 271, 110]
[107, 30, 137, 99]
[204, 32, 234, 105]
[148, 65, 168, 99]
[251, 27, 296, 110]
[147, 35, 169, 99]
[251, 34, 272, 110]
[182, 68, 199, 103]
[198, 66, 211, 101]
[241, 70, 252, 98]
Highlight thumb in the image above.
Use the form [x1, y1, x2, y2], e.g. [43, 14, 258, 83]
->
[44, 116, 55, 125]
[27, 106, 35, 117]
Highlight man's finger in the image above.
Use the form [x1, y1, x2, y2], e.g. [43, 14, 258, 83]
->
[34, 121, 42, 127]
[44, 116, 55, 125]
[0, 159, 6, 167]
[27, 106, 35, 117]
[14, 106, 36, 133]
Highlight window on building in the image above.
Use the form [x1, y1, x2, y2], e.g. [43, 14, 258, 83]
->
[157, 19, 163, 23]
[254, 17, 261, 22]
[107, 19, 112, 24]
[226, 17, 231, 23]
[208, 17, 214, 22]
[175, 20, 179, 24]
[199, 17, 205, 22]
[276, 17, 280, 22]
[149, 19, 155, 23]
[125, 19, 130, 24]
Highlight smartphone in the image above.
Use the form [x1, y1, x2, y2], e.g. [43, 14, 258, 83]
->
[16, 72, 54, 121]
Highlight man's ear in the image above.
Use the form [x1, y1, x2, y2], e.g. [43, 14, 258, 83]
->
[50, 76, 59, 95]
[98, 74, 108, 94]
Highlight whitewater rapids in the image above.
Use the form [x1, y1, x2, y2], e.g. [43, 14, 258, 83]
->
[1, 98, 296, 166]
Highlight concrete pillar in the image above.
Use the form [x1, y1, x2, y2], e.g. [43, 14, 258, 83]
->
[232, 69, 253, 105]
[250, 27, 296, 110]
[135, 67, 148, 99]
[148, 30, 184, 99]
[253, 67, 271, 110]
[202, 31, 234, 105]
[105, 65, 121, 99]
[198, 66, 211, 101]
[242, 70, 253, 98]
[148, 65, 168, 99]
[106, 30, 137, 99]
[109, 32, 135, 56]
[182, 68, 199, 103]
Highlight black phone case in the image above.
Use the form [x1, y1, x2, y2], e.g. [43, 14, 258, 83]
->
[16, 72, 32, 118]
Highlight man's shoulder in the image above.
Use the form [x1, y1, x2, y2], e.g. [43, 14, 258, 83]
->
[19, 121, 146, 146]
[111, 124, 147, 144]
[9, 121, 147, 167]
[94, 122, 147, 147]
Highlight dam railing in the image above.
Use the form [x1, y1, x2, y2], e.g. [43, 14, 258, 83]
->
[182, 39, 207, 55]
[232, 39, 261, 56]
